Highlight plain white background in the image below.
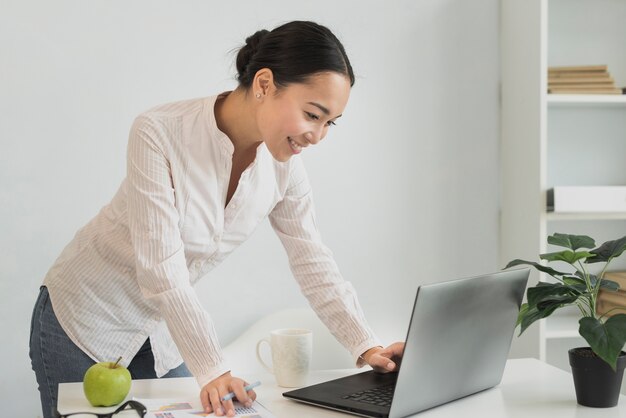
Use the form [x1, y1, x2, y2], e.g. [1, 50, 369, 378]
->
[0, 0, 500, 416]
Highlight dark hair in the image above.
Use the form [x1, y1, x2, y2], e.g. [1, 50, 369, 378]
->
[236, 21, 355, 89]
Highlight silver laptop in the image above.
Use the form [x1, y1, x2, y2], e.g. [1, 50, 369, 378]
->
[283, 269, 529, 417]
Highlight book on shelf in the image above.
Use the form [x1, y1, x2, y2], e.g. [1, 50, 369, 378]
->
[549, 84, 615, 89]
[548, 87, 623, 95]
[548, 78, 613, 86]
[547, 65, 623, 95]
[604, 272, 626, 290]
[596, 271, 626, 316]
[597, 292, 626, 317]
[596, 272, 626, 317]
[549, 72, 612, 79]
[548, 65, 608, 73]
[597, 295, 625, 317]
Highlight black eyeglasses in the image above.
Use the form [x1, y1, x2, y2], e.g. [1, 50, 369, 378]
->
[54, 400, 147, 418]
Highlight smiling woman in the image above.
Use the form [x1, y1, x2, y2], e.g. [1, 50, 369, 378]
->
[218, 70, 350, 164]
[29, 20, 404, 418]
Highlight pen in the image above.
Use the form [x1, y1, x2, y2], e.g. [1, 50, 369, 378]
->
[221, 381, 262, 402]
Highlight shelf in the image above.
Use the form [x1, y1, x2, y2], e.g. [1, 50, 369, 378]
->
[502, 0, 626, 363]
[547, 212, 626, 221]
[545, 315, 581, 339]
[548, 94, 626, 106]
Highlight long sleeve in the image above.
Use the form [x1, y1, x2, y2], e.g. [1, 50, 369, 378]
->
[268, 159, 382, 366]
[126, 115, 229, 387]
[44, 95, 285, 386]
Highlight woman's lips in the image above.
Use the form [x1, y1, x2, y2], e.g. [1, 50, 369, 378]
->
[288, 137, 303, 154]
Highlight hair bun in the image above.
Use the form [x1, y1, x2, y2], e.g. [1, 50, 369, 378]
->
[236, 29, 270, 82]
[245, 29, 269, 51]
[234, 21, 354, 89]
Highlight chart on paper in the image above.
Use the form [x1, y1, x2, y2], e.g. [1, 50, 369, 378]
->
[134, 397, 276, 418]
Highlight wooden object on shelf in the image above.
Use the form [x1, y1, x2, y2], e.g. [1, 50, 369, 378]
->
[549, 78, 613, 85]
[604, 272, 626, 289]
[549, 72, 613, 80]
[550, 82, 614, 88]
[548, 65, 608, 73]
[597, 271, 626, 317]
[597, 291, 626, 317]
[548, 65, 622, 95]
[548, 88, 622, 95]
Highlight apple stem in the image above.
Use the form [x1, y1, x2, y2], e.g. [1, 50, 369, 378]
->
[111, 356, 122, 369]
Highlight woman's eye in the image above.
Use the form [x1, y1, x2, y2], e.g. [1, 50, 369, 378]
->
[306, 111, 336, 127]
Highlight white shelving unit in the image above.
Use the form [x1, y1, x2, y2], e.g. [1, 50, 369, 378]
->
[547, 212, 626, 221]
[548, 94, 626, 105]
[545, 315, 580, 340]
[501, 0, 626, 389]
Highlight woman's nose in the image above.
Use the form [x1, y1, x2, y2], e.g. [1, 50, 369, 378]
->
[305, 129, 323, 145]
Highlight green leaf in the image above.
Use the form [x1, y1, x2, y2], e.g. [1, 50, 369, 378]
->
[505, 259, 568, 280]
[582, 272, 597, 286]
[587, 236, 626, 264]
[561, 275, 592, 294]
[548, 233, 595, 250]
[518, 301, 562, 335]
[517, 283, 579, 334]
[537, 295, 579, 310]
[600, 279, 620, 292]
[516, 303, 528, 328]
[574, 272, 594, 287]
[527, 282, 577, 307]
[540, 250, 595, 265]
[579, 314, 626, 371]
[575, 272, 621, 291]
[519, 305, 543, 335]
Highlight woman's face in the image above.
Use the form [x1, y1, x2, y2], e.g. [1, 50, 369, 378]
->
[256, 71, 351, 162]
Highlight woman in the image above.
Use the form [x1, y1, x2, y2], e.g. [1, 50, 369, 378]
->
[30, 20, 404, 418]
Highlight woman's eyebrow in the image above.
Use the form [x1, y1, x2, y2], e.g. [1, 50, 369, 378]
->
[307, 102, 342, 118]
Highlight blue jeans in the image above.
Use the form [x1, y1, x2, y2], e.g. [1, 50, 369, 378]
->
[29, 286, 191, 418]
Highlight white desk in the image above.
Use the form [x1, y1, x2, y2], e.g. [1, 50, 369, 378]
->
[58, 358, 625, 417]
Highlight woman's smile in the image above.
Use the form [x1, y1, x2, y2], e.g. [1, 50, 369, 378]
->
[288, 137, 305, 154]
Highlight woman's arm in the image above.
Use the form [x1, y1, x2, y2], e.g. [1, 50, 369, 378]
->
[127, 115, 259, 416]
[268, 158, 383, 367]
[126, 115, 229, 386]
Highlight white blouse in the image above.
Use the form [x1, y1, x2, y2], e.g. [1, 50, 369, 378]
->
[44, 94, 381, 388]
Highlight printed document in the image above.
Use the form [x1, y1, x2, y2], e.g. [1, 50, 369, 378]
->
[134, 397, 276, 418]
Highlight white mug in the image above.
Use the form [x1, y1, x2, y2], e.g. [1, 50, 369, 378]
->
[256, 328, 312, 387]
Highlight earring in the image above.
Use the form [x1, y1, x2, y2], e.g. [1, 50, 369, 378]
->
[255, 92, 261, 99]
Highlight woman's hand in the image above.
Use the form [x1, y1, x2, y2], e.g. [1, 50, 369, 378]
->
[200, 371, 257, 417]
[361, 342, 405, 373]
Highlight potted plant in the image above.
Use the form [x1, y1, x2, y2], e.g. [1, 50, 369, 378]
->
[506, 233, 626, 408]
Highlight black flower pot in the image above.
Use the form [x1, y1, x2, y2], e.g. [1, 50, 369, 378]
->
[569, 347, 626, 408]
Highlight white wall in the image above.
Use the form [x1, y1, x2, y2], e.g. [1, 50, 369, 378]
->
[0, 0, 500, 416]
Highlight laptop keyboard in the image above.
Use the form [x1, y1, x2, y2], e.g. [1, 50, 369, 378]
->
[342, 384, 395, 407]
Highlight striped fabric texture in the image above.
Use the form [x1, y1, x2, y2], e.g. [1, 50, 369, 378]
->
[43, 94, 380, 388]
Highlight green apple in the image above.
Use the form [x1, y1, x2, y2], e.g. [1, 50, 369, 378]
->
[83, 357, 132, 407]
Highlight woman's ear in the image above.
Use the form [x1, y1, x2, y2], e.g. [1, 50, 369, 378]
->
[253, 68, 275, 97]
